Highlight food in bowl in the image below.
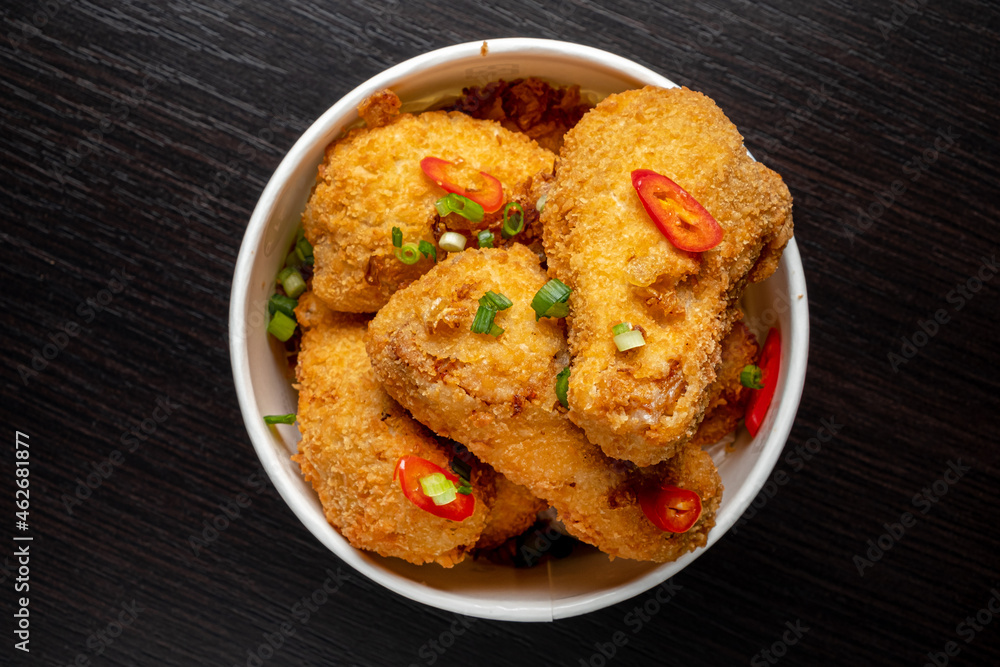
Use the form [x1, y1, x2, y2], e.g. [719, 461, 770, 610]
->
[271, 78, 792, 568]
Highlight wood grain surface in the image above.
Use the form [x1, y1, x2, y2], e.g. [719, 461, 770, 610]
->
[1, 1, 998, 665]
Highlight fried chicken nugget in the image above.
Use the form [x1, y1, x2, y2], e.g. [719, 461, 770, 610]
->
[303, 99, 555, 313]
[365, 245, 722, 562]
[541, 86, 793, 466]
[690, 320, 758, 448]
[294, 291, 499, 567]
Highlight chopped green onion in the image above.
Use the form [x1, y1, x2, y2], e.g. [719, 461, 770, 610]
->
[268, 294, 298, 319]
[456, 485, 472, 496]
[612, 322, 632, 336]
[419, 473, 458, 505]
[470, 305, 498, 335]
[488, 322, 505, 337]
[613, 329, 645, 352]
[295, 236, 314, 265]
[281, 269, 306, 299]
[284, 250, 302, 269]
[479, 290, 512, 311]
[264, 413, 296, 425]
[439, 231, 467, 253]
[435, 193, 484, 223]
[395, 242, 421, 265]
[555, 366, 570, 408]
[392, 226, 403, 248]
[501, 202, 525, 238]
[450, 458, 472, 484]
[419, 472, 453, 496]
[267, 311, 297, 342]
[740, 364, 764, 390]
[530, 279, 572, 320]
[536, 193, 547, 213]
[277, 266, 294, 284]
[418, 239, 437, 262]
[477, 230, 494, 248]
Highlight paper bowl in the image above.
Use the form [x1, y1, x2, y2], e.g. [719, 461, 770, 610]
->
[230, 38, 809, 622]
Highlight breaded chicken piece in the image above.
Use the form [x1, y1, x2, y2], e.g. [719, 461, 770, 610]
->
[303, 96, 555, 313]
[690, 320, 758, 448]
[366, 246, 722, 563]
[293, 291, 490, 567]
[541, 86, 793, 466]
[474, 469, 547, 551]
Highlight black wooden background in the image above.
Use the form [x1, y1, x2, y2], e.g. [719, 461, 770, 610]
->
[1, 1, 998, 665]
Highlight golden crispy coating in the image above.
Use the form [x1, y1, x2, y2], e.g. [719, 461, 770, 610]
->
[303, 100, 555, 313]
[293, 291, 490, 567]
[366, 246, 722, 563]
[474, 468, 547, 551]
[689, 320, 758, 448]
[541, 86, 793, 466]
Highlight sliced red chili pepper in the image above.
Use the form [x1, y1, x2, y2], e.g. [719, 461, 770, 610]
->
[640, 484, 703, 533]
[630, 169, 724, 252]
[393, 455, 475, 522]
[745, 327, 781, 437]
[420, 156, 504, 213]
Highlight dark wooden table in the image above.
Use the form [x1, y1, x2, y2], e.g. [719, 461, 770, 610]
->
[2, 1, 998, 665]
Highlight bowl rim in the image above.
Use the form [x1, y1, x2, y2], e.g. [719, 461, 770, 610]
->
[229, 37, 809, 622]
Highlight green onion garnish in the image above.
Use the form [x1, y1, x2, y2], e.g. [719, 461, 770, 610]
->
[450, 458, 472, 483]
[281, 269, 306, 299]
[418, 240, 437, 262]
[530, 279, 572, 320]
[740, 364, 764, 390]
[439, 232, 467, 253]
[612, 322, 632, 336]
[435, 193, 484, 223]
[555, 366, 570, 408]
[267, 311, 297, 342]
[295, 236, 314, 265]
[613, 328, 645, 352]
[501, 202, 525, 238]
[419, 473, 458, 506]
[392, 226, 403, 248]
[284, 250, 302, 269]
[470, 305, 498, 335]
[536, 194, 547, 213]
[477, 230, 494, 248]
[479, 290, 512, 311]
[263, 413, 296, 425]
[277, 266, 294, 284]
[395, 242, 421, 265]
[268, 294, 298, 319]
[488, 322, 504, 337]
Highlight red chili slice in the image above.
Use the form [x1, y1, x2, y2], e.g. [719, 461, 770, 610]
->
[393, 455, 475, 522]
[630, 169, 724, 252]
[420, 156, 504, 213]
[640, 484, 703, 533]
[745, 327, 781, 437]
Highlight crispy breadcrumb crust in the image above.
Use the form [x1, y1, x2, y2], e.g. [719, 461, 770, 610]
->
[541, 86, 793, 466]
[303, 101, 555, 313]
[293, 291, 490, 567]
[366, 246, 722, 563]
[689, 320, 758, 447]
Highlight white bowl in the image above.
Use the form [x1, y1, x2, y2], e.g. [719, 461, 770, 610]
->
[229, 38, 809, 622]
